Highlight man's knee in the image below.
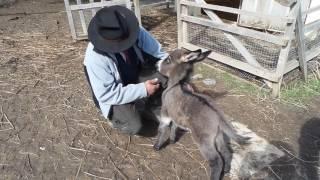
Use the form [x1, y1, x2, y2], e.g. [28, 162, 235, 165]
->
[121, 122, 142, 135]
[111, 118, 142, 135]
[109, 104, 143, 135]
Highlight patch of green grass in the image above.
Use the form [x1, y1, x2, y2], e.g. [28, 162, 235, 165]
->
[194, 63, 262, 95]
[195, 63, 320, 107]
[218, 71, 259, 94]
[281, 77, 320, 106]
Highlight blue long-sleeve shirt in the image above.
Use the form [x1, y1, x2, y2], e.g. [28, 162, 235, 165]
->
[84, 27, 168, 119]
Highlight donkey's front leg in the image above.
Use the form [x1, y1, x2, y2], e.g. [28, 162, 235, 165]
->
[169, 122, 178, 144]
[153, 116, 172, 151]
[170, 122, 191, 144]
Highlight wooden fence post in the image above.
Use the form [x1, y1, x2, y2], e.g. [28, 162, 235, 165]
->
[177, 0, 182, 48]
[64, 0, 77, 40]
[89, 0, 96, 16]
[174, 0, 177, 12]
[295, 1, 308, 81]
[76, 0, 88, 36]
[177, 0, 188, 48]
[133, 0, 142, 25]
[272, 2, 299, 97]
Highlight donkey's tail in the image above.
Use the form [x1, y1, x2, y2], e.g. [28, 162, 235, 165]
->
[219, 115, 250, 145]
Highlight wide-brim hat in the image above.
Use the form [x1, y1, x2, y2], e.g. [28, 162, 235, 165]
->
[88, 6, 139, 53]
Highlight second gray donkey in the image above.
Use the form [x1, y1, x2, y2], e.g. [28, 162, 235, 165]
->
[154, 49, 250, 180]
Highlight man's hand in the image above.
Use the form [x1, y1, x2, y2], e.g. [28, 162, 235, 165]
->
[145, 78, 160, 96]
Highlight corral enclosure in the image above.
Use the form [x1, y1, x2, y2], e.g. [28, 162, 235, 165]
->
[63, 0, 320, 96]
[178, 0, 320, 96]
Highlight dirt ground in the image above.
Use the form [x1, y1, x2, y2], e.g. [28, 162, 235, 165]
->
[0, 0, 319, 180]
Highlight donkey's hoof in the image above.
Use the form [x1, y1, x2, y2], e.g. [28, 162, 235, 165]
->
[224, 165, 231, 173]
[153, 144, 161, 151]
[179, 127, 191, 133]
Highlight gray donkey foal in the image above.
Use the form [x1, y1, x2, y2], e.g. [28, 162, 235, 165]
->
[154, 49, 250, 180]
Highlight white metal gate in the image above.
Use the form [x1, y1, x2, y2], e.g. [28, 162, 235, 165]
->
[64, 0, 131, 40]
[63, 0, 172, 40]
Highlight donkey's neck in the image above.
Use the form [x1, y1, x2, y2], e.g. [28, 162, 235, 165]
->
[163, 63, 194, 98]
[163, 81, 194, 101]
[168, 64, 193, 86]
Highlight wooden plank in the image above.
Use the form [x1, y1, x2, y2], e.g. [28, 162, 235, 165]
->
[284, 60, 299, 75]
[174, 0, 177, 12]
[272, 38, 293, 97]
[133, 0, 141, 25]
[302, 4, 320, 15]
[141, 2, 169, 9]
[180, 15, 288, 46]
[304, 19, 320, 33]
[180, 0, 295, 24]
[177, 0, 182, 47]
[75, 34, 88, 40]
[296, 4, 308, 80]
[70, 0, 129, 10]
[64, 0, 77, 40]
[76, 0, 88, 36]
[193, 0, 269, 70]
[182, 42, 279, 82]
[306, 45, 320, 62]
[89, 0, 96, 17]
[272, 2, 299, 97]
[181, 4, 188, 45]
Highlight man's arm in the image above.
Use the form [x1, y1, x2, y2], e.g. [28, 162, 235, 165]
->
[137, 27, 169, 60]
[84, 45, 148, 106]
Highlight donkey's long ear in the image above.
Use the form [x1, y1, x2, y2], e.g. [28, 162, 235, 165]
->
[183, 49, 211, 63]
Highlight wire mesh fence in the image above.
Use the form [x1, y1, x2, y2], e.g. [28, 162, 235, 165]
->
[305, 30, 320, 51]
[139, 0, 173, 28]
[187, 17, 320, 87]
[71, 9, 95, 37]
[187, 21, 282, 70]
[187, 22, 269, 87]
[204, 59, 267, 87]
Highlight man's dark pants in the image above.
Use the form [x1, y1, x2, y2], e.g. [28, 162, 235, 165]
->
[84, 64, 167, 136]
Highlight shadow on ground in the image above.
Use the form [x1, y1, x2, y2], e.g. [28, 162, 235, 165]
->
[261, 117, 320, 180]
[299, 117, 320, 180]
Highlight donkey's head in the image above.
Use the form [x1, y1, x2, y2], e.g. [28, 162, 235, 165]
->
[157, 49, 211, 84]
